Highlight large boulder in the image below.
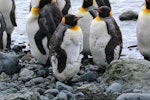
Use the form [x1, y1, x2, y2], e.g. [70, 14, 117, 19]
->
[101, 59, 150, 93]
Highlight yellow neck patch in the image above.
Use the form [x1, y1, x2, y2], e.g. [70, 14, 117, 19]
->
[70, 25, 80, 31]
[31, 7, 39, 15]
[51, 0, 55, 3]
[79, 8, 87, 13]
[142, 9, 150, 14]
[94, 16, 101, 21]
[110, 11, 113, 16]
[61, 17, 65, 23]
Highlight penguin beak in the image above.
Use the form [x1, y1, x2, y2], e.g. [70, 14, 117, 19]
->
[74, 17, 83, 21]
[94, 9, 102, 13]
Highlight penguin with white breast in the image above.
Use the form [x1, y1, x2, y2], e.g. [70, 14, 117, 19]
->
[76, 0, 97, 60]
[50, 14, 83, 82]
[26, 0, 51, 65]
[56, 0, 72, 16]
[0, 12, 7, 50]
[136, 0, 150, 61]
[35, 0, 63, 55]
[90, 6, 122, 67]
[0, 0, 17, 49]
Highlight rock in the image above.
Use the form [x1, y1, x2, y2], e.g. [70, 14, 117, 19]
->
[76, 83, 98, 94]
[101, 59, 150, 93]
[12, 45, 22, 52]
[30, 77, 44, 85]
[75, 92, 85, 99]
[44, 89, 59, 97]
[55, 91, 68, 100]
[56, 82, 74, 93]
[40, 95, 49, 100]
[80, 71, 97, 82]
[35, 67, 49, 78]
[116, 93, 150, 100]
[0, 72, 11, 82]
[0, 92, 40, 100]
[119, 11, 138, 21]
[0, 52, 20, 75]
[19, 68, 35, 79]
[106, 82, 122, 94]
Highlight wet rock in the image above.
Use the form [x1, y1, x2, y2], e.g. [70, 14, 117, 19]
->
[76, 83, 98, 94]
[62, 90, 76, 100]
[54, 91, 68, 100]
[0, 72, 11, 82]
[116, 93, 150, 100]
[101, 59, 150, 93]
[40, 95, 49, 100]
[0, 52, 20, 75]
[44, 89, 59, 97]
[19, 68, 35, 79]
[35, 67, 49, 78]
[80, 71, 97, 82]
[56, 82, 74, 93]
[106, 82, 122, 94]
[119, 11, 138, 21]
[12, 45, 22, 52]
[30, 77, 44, 85]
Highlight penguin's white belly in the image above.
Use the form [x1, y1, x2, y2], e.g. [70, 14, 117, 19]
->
[136, 12, 150, 57]
[26, 17, 49, 64]
[2, 31, 7, 49]
[77, 12, 93, 54]
[0, 0, 14, 34]
[90, 20, 111, 66]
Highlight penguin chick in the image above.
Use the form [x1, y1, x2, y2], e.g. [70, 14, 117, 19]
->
[76, 0, 97, 60]
[26, 0, 51, 65]
[0, 12, 7, 50]
[50, 14, 83, 82]
[56, 0, 72, 16]
[90, 6, 122, 67]
[0, 0, 17, 49]
[136, 0, 150, 61]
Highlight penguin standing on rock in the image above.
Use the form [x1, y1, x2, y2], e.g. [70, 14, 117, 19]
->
[76, 0, 97, 60]
[26, 0, 51, 65]
[136, 0, 150, 61]
[0, 0, 17, 49]
[50, 14, 83, 82]
[90, 6, 122, 67]
[0, 12, 7, 50]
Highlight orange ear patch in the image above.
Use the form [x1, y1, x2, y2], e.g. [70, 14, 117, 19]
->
[142, 9, 150, 14]
[70, 25, 80, 31]
[31, 7, 40, 15]
[94, 16, 101, 21]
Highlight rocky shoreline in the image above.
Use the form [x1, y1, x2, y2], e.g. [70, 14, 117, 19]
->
[0, 45, 150, 100]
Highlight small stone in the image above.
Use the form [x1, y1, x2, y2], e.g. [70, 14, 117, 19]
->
[75, 92, 85, 99]
[56, 82, 74, 93]
[30, 77, 44, 85]
[12, 45, 22, 52]
[106, 82, 122, 94]
[36, 67, 49, 78]
[44, 89, 59, 97]
[56, 91, 68, 100]
[0, 72, 11, 82]
[80, 71, 97, 82]
[19, 68, 35, 79]
[40, 95, 49, 100]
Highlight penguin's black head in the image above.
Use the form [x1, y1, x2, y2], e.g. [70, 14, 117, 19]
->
[95, 6, 111, 17]
[96, 0, 111, 9]
[82, 0, 94, 8]
[146, 0, 150, 9]
[39, 0, 54, 8]
[62, 14, 81, 27]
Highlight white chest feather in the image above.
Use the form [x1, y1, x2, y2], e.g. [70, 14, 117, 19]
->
[76, 10, 93, 53]
[61, 28, 83, 63]
[136, 10, 150, 56]
[90, 19, 111, 66]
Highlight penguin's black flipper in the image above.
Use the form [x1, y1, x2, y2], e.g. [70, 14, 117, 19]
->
[62, 0, 71, 15]
[104, 17, 122, 63]
[95, 0, 111, 9]
[103, 0, 111, 9]
[10, 0, 17, 26]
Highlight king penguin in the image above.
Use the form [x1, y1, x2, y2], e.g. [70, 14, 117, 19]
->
[76, 0, 97, 60]
[50, 14, 83, 82]
[0, 0, 17, 49]
[136, 0, 150, 61]
[26, 0, 52, 65]
[90, 6, 122, 67]
[0, 12, 7, 50]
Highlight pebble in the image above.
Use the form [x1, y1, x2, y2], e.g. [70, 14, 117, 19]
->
[106, 82, 122, 94]
[56, 82, 74, 93]
[80, 71, 97, 82]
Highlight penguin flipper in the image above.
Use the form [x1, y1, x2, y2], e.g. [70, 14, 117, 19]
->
[34, 30, 47, 55]
[62, 0, 71, 15]
[10, 0, 17, 26]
